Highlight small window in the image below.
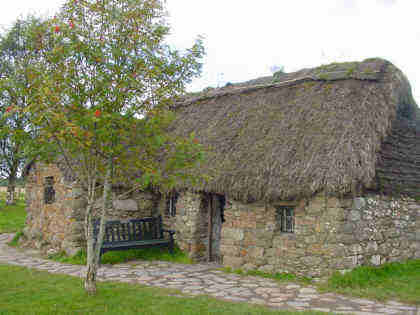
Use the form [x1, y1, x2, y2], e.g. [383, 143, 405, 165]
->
[165, 191, 179, 217]
[44, 176, 55, 204]
[276, 206, 294, 233]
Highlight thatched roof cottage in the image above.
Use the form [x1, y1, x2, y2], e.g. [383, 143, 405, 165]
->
[24, 58, 420, 276]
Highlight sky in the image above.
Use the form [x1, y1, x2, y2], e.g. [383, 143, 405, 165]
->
[1, 0, 419, 105]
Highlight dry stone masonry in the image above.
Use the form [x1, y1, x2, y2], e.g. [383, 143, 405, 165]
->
[24, 162, 160, 256]
[24, 162, 419, 277]
[217, 193, 419, 277]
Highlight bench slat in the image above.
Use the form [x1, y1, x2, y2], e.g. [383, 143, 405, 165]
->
[93, 215, 175, 262]
[103, 239, 170, 248]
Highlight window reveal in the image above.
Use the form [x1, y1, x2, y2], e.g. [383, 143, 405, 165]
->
[276, 206, 294, 233]
[44, 176, 56, 204]
[165, 191, 179, 217]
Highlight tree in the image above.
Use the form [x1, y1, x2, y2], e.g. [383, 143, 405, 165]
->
[18, 0, 205, 294]
[0, 16, 44, 205]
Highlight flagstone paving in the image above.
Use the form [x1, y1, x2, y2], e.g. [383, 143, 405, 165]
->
[0, 233, 418, 314]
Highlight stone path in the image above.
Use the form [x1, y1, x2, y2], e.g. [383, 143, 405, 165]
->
[0, 234, 418, 314]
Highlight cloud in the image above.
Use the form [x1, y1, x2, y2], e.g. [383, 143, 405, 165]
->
[329, 0, 360, 16]
[376, 0, 397, 6]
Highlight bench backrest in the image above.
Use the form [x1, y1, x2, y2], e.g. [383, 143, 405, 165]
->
[93, 215, 164, 245]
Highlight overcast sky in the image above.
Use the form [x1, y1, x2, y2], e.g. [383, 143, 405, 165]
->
[1, 0, 419, 105]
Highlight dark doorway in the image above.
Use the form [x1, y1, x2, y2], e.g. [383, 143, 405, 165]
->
[207, 193, 225, 263]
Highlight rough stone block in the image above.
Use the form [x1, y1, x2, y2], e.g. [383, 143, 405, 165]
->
[258, 264, 275, 273]
[339, 222, 354, 234]
[301, 256, 322, 266]
[220, 245, 240, 257]
[223, 256, 244, 268]
[340, 256, 358, 268]
[348, 210, 361, 221]
[326, 197, 340, 208]
[255, 238, 271, 247]
[304, 235, 317, 244]
[350, 244, 363, 255]
[390, 248, 400, 257]
[366, 241, 378, 253]
[71, 199, 88, 213]
[306, 200, 324, 214]
[71, 188, 84, 198]
[242, 263, 257, 271]
[265, 248, 276, 257]
[370, 255, 381, 265]
[337, 233, 356, 244]
[249, 247, 265, 258]
[353, 197, 366, 210]
[113, 199, 138, 211]
[221, 228, 244, 241]
[384, 228, 400, 238]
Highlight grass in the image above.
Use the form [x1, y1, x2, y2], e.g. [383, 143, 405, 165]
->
[318, 259, 420, 304]
[8, 230, 24, 247]
[221, 267, 312, 286]
[50, 245, 193, 265]
[1, 194, 419, 306]
[0, 194, 26, 234]
[0, 264, 326, 315]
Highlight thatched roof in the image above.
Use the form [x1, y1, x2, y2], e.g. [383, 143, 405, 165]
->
[171, 58, 420, 202]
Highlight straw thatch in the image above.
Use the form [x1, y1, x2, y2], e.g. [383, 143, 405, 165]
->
[170, 58, 420, 202]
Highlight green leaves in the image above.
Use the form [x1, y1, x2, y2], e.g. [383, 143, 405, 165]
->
[5, 0, 206, 193]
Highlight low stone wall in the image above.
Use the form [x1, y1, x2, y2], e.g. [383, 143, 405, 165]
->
[219, 193, 419, 277]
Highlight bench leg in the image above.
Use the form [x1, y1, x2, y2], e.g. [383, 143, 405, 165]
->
[169, 240, 174, 255]
[99, 249, 104, 264]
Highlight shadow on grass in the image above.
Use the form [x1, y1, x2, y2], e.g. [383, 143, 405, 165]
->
[220, 267, 313, 286]
[49, 245, 192, 265]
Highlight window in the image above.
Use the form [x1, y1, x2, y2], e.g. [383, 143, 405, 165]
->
[276, 206, 294, 233]
[165, 192, 179, 217]
[44, 176, 55, 204]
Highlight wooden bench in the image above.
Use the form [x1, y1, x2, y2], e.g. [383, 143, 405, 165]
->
[93, 215, 175, 260]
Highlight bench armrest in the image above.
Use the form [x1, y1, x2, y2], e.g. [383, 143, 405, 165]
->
[162, 229, 176, 236]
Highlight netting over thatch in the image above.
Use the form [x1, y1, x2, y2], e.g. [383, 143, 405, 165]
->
[170, 58, 419, 202]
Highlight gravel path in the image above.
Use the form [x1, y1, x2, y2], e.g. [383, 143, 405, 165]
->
[0, 234, 418, 314]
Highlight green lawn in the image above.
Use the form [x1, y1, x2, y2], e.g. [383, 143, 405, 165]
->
[0, 195, 26, 233]
[0, 264, 325, 315]
[318, 259, 420, 304]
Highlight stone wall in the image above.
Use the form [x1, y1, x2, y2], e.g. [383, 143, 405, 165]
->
[161, 192, 224, 263]
[171, 192, 209, 261]
[24, 162, 78, 255]
[219, 193, 419, 277]
[25, 162, 419, 276]
[24, 162, 161, 256]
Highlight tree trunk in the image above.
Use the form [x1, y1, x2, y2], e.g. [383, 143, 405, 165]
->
[6, 176, 16, 205]
[84, 159, 112, 295]
[84, 199, 97, 295]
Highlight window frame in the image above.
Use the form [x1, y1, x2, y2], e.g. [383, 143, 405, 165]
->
[165, 191, 179, 217]
[276, 205, 295, 233]
[44, 176, 56, 205]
